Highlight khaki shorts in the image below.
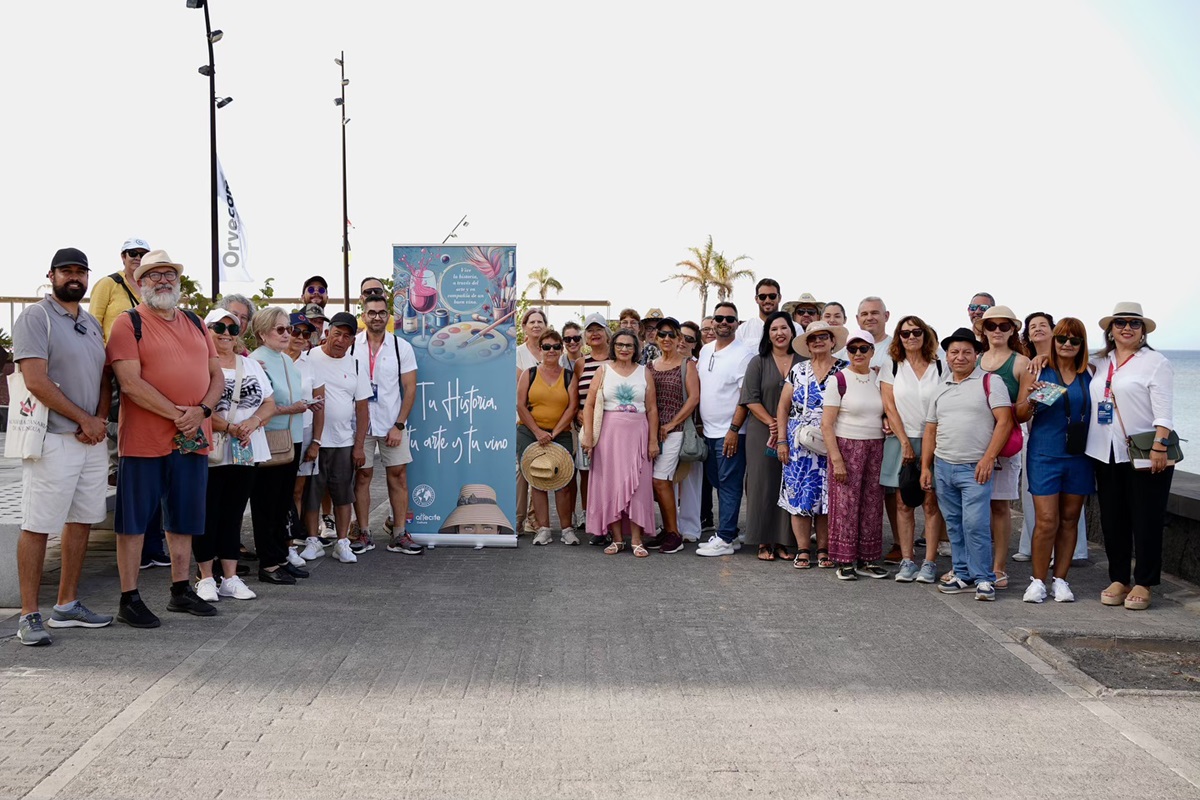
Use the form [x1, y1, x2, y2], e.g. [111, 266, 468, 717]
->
[22, 433, 108, 533]
[362, 430, 413, 469]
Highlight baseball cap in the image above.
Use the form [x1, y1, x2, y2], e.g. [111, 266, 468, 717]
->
[328, 311, 357, 331]
[644, 308, 664, 319]
[204, 308, 238, 327]
[289, 312, 315, 332]
[50, 247, 89, 271]
[121, 238, 150, 254]
[583, 312, 607, 329]
[302, 303, 328, 321]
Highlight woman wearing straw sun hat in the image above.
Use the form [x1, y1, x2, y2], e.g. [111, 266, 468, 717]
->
[1086, 302, 1175, 611]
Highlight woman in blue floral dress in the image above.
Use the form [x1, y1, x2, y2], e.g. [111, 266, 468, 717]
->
[775, 322, 848, 569]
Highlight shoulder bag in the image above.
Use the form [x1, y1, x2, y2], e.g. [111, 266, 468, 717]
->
[209, 355, 245, 465]
[589, 364, 607, 447]
[791, 365, 829, 456]
[983, 373, 1024, 458]
[263, 352, 296, 467]
[4, 305, 53, 460]
[677, 360, 707, 462]
[1112, 389, 1184, 469]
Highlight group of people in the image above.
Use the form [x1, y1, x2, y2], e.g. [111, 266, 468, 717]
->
[13, 244, 424, 646]
[514, 283, 1177, 611]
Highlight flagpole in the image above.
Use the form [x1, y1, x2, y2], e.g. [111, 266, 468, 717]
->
[338, 50, 350, 312]
[204, 1, 219, 302]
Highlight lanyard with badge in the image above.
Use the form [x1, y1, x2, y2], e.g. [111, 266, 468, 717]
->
[1097, 353, 1134, 425]
[366, 339, 382, 402]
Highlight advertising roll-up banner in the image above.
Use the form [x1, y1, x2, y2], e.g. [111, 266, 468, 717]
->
[392, 244, 518, 547]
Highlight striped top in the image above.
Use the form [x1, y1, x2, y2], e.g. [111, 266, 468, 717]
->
[578, 355, 605, 403]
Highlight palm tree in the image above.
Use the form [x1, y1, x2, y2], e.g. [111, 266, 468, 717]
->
[525, 268, 564, 306]
[664, 235, 718, 317]
[711, 251, 754, 303]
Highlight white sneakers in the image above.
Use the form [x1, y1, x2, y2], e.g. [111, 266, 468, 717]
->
[218, 575, 257, 600]
[696, 535, 735, 557]
[1023, 578, 1047, 604]
[560, 528, 580, 546]
[1051, 577, 1075, 603]
[331, 538, 358, 563]
[195, 577, 219, 603]
[1023, 577, 1076, 604]
[533, 528, 554, 546]
[286, 547, 307, 568]
[299, 537, 325, 560]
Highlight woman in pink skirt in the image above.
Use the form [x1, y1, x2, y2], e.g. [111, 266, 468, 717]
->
[581, 330, 660, 557]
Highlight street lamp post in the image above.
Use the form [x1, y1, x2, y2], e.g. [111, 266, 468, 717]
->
[187, 0, 225, 302]
[335, 52, 350, 312]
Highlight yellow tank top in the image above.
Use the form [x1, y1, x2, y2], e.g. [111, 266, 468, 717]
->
[528, 368, 569, 430]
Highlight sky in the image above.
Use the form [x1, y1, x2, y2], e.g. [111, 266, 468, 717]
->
[4, 1, 1200, 348]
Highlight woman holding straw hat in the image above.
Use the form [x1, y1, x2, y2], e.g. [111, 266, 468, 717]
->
[516, 328, 579, 545]
[582, 329, 660, 557]
[1086, 302, 1175, 611]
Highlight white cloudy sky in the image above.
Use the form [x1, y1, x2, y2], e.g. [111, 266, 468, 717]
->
[5, 0, 1199, 348]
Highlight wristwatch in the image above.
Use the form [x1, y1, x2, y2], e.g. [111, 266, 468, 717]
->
[394, 421, 406, 431]
[729, 424, 740, 433]
[199, 403, 212, 418]
[1155, 436, 1171, 447]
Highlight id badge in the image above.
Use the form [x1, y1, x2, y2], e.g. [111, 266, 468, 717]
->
[1097, 401, 1114, 425]
[369, 382, 379, 402]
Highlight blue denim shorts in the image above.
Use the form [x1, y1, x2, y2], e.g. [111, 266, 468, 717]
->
[115, 451, 209, 536]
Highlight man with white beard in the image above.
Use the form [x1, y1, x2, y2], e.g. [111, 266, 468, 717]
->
[106, 250, 224, 628]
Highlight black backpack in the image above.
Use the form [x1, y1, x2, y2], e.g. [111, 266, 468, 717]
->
[125, 307, 205, 341]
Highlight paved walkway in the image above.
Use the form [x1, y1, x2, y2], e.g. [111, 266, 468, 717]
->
[2, 445, 1200, 798]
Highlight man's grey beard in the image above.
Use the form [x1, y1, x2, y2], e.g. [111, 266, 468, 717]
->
[141, 284, 181, 311]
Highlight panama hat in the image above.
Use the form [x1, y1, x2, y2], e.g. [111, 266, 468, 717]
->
[520, 442, 576, 492]
[1099, 301, 1156, 334]
[439, 484, 515, 534]
[783, 292, 825, 316]
[980, 305, 1020, 325]
[133, 249, 184, 283]
[793, 321, 847, 358]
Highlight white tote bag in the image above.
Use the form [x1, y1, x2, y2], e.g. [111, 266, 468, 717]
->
[4, 306, 52, 460]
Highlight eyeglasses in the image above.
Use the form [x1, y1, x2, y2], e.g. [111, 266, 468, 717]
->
[898, 329, 924, 339]
[846, 344, 873, 355]
[757, 293, 778, 301]
[562, 335, 582, 344]
[682, 334, 697, 344]
[983, 320, 1013, 333]
[364, 310, 389, 319]
[305, 285, 327, 295]
[968, 303, 992, 313]
[1111, 318, 1144, 330]
[712, 315, 737, 324]
[614, 342, 636, 349]
[808, 332, 832, 343]
[143, 270, 177, 283]
[795, 307, 818, 316]
[541, 343, 563, 351]
[123, 250, 148, 259]
[656, 330, 678, 339]
[1054, 335, 1083, 346]
[208, 322, 241, 336]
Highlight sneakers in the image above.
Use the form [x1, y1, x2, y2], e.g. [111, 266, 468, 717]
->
[386, 531, 425, 555]
[1023, 578, 1047, 603]
[883, 545, 903, 565]
[854, 562, 890, 579]
[1012, 551, 1031, 562]
[17, 613, 52, 646]
[937, 541, 952, 557]
[659, 531, 685, 554]
[835, 565, 858, 581]
[218, 575, 257, 600]
[194, 577, 220, 603]
[895, 559, 920, 583]
[642, 535, 662, 550]
[681, 533, 699, 543]
[139, 553, 171, 570]
[533, 527, 554, 546]
[938, 576, 974, 594]
[350, 528, 376, 554]
[286, 546, 307, 568]
[560, 527, 580, 546]
[915, 561, 939, 584]
[46, 601, 113, 629]
[331, 538, 358, 563]
[322, 514, 337, 538]
[167, 589, 218, 617]
[299, 537, 325, 560]
[589, 533, 612, 547]
[1052, 577, 1075, 603]
[117, 595, 161, 628]
[975, 581, 996, 601]
[696, 535, 735, 557]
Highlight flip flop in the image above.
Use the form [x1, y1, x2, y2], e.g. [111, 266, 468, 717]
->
[757, 545, 775, 561]
[775, 545, 792, 561]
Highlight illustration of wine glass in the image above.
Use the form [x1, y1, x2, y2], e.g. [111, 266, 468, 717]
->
[409, 267, 438, 347]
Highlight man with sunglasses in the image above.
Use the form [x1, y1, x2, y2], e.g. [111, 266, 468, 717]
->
[302, 275, 329, 310]
[350, 294, 421, 556]
[696, 302, 755, 556]
[967, 292, 995, 337]
[356, 276, 395, 333]
[12, 248, 113, 645]
[787, 292, 824, 332]
[854, 296, 893, 373]
[736, 278, 798, 346]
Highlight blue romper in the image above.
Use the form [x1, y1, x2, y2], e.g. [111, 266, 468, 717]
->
[1027, 367, 1095, 497]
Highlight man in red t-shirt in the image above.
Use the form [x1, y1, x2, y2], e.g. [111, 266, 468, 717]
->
[106, 250, 223, 629]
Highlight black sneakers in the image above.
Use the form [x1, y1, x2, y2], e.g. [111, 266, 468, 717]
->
[117, 595, 162, 628]
[167, 589, 218, 616]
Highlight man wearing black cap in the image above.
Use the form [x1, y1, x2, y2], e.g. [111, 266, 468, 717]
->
[12, 248, 112, 645]
[302, 311, 371, 564]
[302, 276, 329, 310]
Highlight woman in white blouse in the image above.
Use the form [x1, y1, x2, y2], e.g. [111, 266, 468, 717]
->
[880, 315, 946, 584]
[1086, 303, 1175, 611]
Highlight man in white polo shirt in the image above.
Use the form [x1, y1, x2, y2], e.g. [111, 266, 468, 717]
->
[696, 301, 754, 557]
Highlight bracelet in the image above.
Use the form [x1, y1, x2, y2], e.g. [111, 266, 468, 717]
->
[309, 439, 322, 447]
[1151, 447, 1168, 453]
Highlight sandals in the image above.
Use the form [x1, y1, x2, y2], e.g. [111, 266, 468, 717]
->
[793, 549, 812, 570]
[994, 571, 1009, 590]
[633, 543, 650, 558]
[816, 549, 834, 569]
[1124, 587, 1151, 611]
[604, 541, 626, 555]
[774, 545, 792, 561]
[1101, 581, 1130, 606]
[757, 545, 775, 561]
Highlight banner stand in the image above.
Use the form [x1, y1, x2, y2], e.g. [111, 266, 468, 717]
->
[410, 534, 518, 550]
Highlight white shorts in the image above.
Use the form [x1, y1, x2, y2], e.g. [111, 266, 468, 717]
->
[653, 431, 684, 481]
[362, 430, 413, 469]
[992, 455, 1021, 501]
[22, 433, 108, 533]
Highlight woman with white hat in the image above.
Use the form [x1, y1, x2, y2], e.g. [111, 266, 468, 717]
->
[775, 321, 848, 569]
[1086, 303, 1175, 611]
[978, 305, 1029, 589]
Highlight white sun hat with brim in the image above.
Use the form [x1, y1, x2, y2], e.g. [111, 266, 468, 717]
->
[439, 484, 515, 534]
[793, 321, 848, 358]
[1098, 301, 1156, 335]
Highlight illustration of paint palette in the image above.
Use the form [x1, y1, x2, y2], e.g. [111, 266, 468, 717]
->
[426, 323, 511, 363]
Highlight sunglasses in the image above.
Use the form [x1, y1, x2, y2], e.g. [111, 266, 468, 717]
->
[290, 327, 313, 336]
[757, 292, 778, 301]
[1054, 335, 1083, 346]
[208, 322, 241, 336]
[682, 334, 697, 344]
[362, 288, 386, 298]
[807, 332, 832, 343]
[541, 343, 563, 351]
[983, 320, 1013, 333]
[305, 285, 328, 295]
[1111, 318, 1144, 330]
[846, 344, 873, 355]
[123, 250, 148, 259]
[968, 303, 992, 313]
[562, 335, 582, 344]
[656, 330, 678, 339]
[898, 328, 924, 339]
[712, 315, 737, 324]
[143, 270, 178, 283]
[795, 307, 818, 316]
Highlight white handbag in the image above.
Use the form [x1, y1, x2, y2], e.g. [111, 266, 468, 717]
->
[790, 366, 828, 456]
[4, 306, 52, 460]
